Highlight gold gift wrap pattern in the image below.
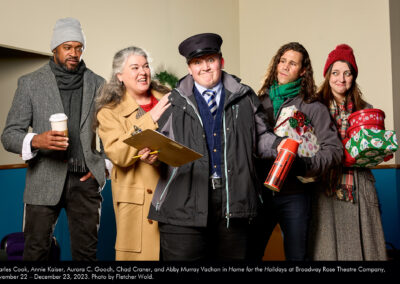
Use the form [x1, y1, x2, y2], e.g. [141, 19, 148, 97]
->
[345, 128, 398, 167]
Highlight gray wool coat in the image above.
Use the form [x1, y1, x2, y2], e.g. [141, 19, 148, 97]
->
[1, 62, 106, 206]
[308, 168, 388, 260]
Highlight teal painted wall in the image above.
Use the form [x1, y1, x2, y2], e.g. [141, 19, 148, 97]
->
[0, 168, 25, 234]
[371, 168, 400, 249]
[1, 167, 399, 259]
[0, 168, 116, 260]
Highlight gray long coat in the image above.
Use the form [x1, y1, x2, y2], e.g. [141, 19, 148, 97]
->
[1, 62, 106, 206]
[308, 168, 387, 260]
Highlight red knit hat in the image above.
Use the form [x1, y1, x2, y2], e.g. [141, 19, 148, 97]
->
[323, 44, 358, 77]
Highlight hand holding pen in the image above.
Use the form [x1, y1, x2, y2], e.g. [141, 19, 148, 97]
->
[134, 147, 159, 165]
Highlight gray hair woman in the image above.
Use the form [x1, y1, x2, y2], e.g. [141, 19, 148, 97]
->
[96, 46, 170, 117]
[96, 46, 170, 260]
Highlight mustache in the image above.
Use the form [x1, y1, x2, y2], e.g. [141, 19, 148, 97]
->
[66, 56, 79, 61]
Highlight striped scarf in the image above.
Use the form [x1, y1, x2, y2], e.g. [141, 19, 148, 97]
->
[329, 99, 356, 202]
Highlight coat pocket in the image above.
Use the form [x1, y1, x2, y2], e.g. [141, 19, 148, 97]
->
[114, 187, 145, 252]
[114, 187, 145, 204]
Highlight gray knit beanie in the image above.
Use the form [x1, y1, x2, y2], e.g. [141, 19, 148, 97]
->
[50, 17, 86, 51]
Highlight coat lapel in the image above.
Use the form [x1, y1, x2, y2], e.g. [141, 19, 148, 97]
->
[81, 71, 95, 128]
[41, 63, 65, 114]
[120, 92, 139, 117]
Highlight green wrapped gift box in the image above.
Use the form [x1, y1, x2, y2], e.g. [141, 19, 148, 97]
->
[345, 129, 398, 167]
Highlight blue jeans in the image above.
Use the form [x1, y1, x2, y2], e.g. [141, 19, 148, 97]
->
[249, 192, 311, 261]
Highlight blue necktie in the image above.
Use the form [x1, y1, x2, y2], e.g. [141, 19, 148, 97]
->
[204, 89, 217, 117]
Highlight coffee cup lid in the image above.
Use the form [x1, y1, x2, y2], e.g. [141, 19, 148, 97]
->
[49, 113, 68, 122]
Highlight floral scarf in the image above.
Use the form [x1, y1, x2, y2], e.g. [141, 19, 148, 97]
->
[329, 99, 356, 202]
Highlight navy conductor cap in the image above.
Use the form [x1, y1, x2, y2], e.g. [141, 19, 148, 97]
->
[178, 33, 223, 62]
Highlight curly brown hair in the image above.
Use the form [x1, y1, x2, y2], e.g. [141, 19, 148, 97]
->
[257, 42, 316, 103]
[316, 61, 367, 111]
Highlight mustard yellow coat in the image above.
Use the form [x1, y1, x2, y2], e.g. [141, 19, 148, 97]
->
[97, 90, 163, 260]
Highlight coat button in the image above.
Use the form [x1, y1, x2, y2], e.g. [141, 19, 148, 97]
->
[147, 189, 153, 194]
[148, 219, 153, 224]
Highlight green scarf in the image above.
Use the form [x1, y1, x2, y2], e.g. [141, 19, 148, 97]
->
[269, 78, 302, 116]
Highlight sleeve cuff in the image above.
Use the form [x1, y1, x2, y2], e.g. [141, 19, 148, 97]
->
[22, 133, 38, 161]
[272, 136, 285, 155]
[105, 159, 113, 180]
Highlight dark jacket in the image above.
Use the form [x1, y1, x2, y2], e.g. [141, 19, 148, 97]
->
[148, 72, 282, 227]
[257, 92, 343, 195]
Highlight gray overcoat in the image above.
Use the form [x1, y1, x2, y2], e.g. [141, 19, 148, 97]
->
[1, 62, 106, 206]
[308, 168, 387, 260]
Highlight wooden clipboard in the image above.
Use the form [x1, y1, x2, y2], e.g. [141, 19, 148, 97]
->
[123, 129, 203, 167]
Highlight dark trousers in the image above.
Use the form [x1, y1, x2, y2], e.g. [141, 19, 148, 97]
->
[159, 186, 250, 261]
[23, 172, 102, 261]
[248, 191, 311, 261]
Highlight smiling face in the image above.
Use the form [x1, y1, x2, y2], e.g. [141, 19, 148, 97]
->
[276, 49, 305, 85]
[117, 54, 151, 97]
[187, 53, 224, 89]
[53, 41, 83, 71]
[329, 61, 354, 102]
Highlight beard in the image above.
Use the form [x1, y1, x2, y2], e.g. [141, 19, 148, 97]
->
[54, 51, 81, 72]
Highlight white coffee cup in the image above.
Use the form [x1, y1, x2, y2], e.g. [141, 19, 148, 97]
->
[49, 113, 68, 136]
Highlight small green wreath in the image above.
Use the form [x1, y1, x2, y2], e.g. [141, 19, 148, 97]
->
[154, 71, 179, 89]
